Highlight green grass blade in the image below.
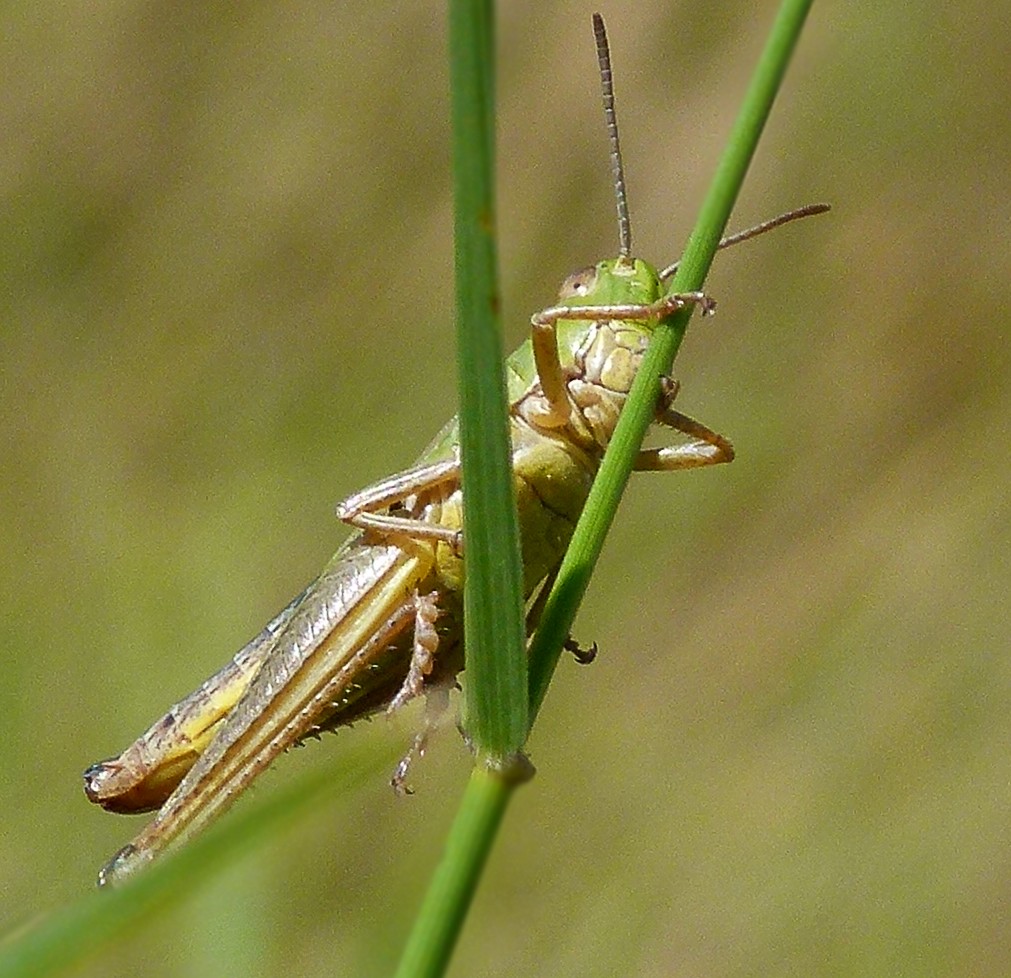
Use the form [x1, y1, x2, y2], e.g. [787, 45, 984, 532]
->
[393, 766, 516, 978]
[450, 0, 528, 758]
[528, 0, 816, 719]
[392, 3, 529, 974]
[401, 1, 818, 974]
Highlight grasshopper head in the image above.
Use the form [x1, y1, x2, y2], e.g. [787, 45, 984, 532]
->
[549, 256, 667, 362]
[556, 256, 664, 311]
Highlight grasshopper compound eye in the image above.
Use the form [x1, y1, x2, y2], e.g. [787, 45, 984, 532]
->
[557, 266, 598, 300]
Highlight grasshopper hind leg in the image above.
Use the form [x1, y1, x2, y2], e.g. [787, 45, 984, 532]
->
[336, 459, 463, 552]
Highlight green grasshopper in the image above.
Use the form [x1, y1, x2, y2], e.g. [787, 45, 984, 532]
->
[84, 15, 825, 886]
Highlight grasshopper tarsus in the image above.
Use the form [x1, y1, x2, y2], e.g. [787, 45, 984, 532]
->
[657, 290, 717, 318]
[564, 638, 599, 665]
[389, 683, 451, 796]
[390, 753, 418, 796]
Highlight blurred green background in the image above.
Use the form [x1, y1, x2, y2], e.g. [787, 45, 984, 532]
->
[3, 1, 1009, 975]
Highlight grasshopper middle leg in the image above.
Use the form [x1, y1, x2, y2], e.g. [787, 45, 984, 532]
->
[336, 458, 463, 551]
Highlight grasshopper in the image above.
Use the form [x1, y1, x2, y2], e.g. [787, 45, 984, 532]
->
[84, 15, 825, 886]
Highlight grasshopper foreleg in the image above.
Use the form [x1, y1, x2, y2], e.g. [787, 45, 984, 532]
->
[336, 458, 463, 551]
[634, 379, 734, 470]
[529, 316, 577, 428]
[529, 289, 715, 429]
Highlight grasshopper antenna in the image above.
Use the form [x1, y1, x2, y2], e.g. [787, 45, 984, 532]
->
[593, 13, 632, 260]
[659, 203, 831, 281]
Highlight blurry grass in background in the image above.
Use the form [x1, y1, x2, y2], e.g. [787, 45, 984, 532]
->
[2, 1, 1009, 976]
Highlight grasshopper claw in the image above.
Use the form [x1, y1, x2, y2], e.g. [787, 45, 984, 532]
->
[564, 637, 598, 665]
